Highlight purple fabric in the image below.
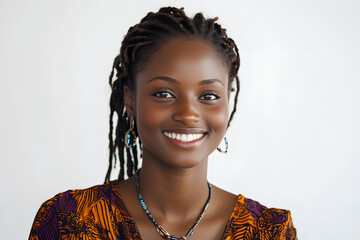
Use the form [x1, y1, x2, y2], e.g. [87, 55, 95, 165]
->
[37, 206, 58, 240]
[37, 191, 77, 240]
[268, 211, 287, 224]
[245, 198, 264, 221]
[97, 184, 117, 208]
[54, 191, 77, 212]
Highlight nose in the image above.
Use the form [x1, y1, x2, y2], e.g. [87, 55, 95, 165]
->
[172, 97, 200, 126]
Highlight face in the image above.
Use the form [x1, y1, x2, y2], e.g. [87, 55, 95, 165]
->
[125, 38, 229, 169]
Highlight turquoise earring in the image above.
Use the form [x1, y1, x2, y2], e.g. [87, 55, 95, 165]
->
[217, 137, 228, 154]
[125, 116, 137, 149]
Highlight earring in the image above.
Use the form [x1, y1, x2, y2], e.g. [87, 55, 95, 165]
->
[217, 137, 228, 154]
[125, 116, 137, 149]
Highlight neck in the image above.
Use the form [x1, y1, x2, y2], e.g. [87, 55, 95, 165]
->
[138, 151, 210, 220]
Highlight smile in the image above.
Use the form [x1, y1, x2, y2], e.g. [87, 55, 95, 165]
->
[163, 131, 205, 143]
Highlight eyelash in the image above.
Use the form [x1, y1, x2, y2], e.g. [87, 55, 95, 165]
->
[199, 92, 220, 100]
[151, 90, 174, 98]
[151, 90, 220, 101]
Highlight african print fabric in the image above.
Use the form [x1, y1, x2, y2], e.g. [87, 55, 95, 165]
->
[29, 181, 297, 240]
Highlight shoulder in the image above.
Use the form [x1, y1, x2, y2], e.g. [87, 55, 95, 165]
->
[223, 195, 297, 240]
[29, 181, 132, 239]
[33, 181, 120, 214]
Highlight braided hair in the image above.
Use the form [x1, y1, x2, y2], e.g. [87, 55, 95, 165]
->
[105, 7, 240, 182]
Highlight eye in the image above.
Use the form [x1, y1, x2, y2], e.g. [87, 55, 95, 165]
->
[199, 93, 220, 101]
[152, 90, 174, 98]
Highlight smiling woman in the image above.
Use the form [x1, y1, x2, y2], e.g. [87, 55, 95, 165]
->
[29, 7, 297, 240]
[129, 38, 230, 170]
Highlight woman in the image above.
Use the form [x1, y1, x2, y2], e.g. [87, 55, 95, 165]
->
[29, 7, 297, 240]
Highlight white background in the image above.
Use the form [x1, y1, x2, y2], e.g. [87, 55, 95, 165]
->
[1, 0, 359, 239]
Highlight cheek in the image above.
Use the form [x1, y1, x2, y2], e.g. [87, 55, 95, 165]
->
[135, 95, 169, 138]
[205, 102, 229, 133]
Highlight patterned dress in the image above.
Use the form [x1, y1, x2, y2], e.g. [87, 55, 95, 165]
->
[29, 181, 297, 240]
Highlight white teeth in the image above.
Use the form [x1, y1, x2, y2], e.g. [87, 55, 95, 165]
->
[188, 134, 194, 142]
[163, 132, 204, 142]
[181, 134, 186, 141]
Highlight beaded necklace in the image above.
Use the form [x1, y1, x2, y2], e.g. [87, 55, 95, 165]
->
[135, 170, 212, 240]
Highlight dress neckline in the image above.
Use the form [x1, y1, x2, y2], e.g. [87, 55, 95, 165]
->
[109, 180, 243, 240]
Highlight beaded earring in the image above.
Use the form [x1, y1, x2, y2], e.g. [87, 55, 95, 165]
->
[124, 116, 137, 149]
[217, 137, 228, 154]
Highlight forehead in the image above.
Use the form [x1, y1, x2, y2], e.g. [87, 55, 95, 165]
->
[135, 38, 229, 85]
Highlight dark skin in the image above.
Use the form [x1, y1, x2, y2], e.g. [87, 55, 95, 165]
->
[119, 38, 238, 240]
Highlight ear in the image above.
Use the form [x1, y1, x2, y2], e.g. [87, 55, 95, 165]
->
[124, 85, 136, 117]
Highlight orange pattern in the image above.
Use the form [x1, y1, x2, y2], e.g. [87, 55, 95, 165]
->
[29, 181, 297, 239]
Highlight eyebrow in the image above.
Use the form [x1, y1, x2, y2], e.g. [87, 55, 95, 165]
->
[146, 76, 224, 86]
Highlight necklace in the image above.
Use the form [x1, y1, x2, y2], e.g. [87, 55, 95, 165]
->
[135, 170, 212, 240]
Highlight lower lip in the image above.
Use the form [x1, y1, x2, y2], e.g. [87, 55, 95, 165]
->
[163, 133, 206, 149]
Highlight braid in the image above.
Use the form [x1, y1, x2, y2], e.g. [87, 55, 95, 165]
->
[105, 7, 240, 182]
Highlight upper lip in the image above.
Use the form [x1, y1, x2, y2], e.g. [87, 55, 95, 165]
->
[162, 128, 208, 134]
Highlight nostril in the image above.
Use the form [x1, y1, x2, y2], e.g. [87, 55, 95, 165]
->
[172, 113, 200, 125]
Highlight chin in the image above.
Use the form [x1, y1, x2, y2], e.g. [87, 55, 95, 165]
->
[159, 151, 210, 169]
